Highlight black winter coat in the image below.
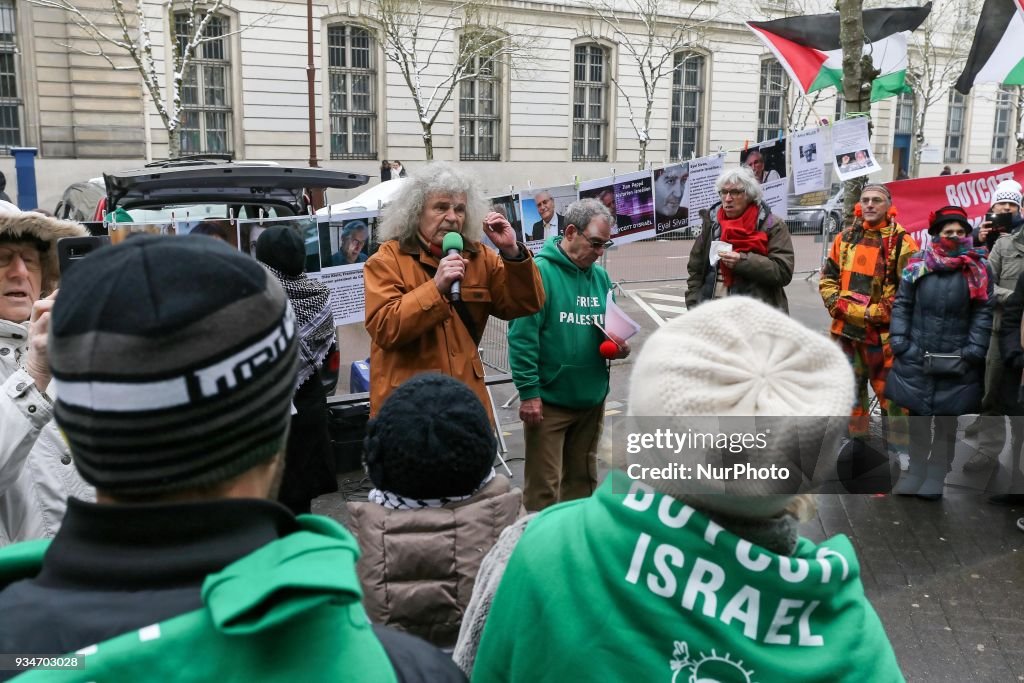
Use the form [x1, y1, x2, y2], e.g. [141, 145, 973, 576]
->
[885, 259, 994, 416]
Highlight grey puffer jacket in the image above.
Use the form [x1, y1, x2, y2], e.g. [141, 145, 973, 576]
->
[885, 261, 995, 416]
[0, 319, 94, 545]
[686, 201, 795, 313]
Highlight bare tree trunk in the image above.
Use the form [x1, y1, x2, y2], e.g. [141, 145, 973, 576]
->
[422, 125, 434, 161]
[839, 0, 872, 225]
[910, 109, 926, 179]
[168, 128, 181, 159]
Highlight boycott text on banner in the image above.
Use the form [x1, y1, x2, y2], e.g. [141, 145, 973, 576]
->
[887, 160, 1024, 244]
[579, 170, 656, 246]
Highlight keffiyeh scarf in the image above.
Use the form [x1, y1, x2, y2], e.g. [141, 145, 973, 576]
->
[368, 468, 496, 510]
[264, 264, 335, 389]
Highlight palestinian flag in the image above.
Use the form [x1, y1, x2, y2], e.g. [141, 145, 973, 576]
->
[747, 5, 932, 102]
[954, 0, 1024, 93]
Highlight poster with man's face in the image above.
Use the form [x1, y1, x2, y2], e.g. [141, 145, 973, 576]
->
[519, 184, 576, 252]
[654, 163, 690, 235]
[319, 215, 375, 270]
[238, 216, 320, 273]
[739, 139, 788, 217]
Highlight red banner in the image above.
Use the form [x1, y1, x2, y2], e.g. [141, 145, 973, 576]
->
[886, 161, 1024, 245]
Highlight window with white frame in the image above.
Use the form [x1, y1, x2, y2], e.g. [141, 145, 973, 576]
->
[992, 86, 1014, 164]
[0, 0, 20, 152]
[834, 96, 846, 120]
[944, 90, 966, 163]
[894, 90, 914, 136]
[670, 52, 704, 161]
[573, 44, 607, 162]
[757, 59, 787, 142]
[459, 34, 501, 161]
[175, 12, 232, 156]
[328, 25, 376, 160]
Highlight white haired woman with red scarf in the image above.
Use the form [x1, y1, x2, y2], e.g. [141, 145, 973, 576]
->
[886, 205, 994, 500]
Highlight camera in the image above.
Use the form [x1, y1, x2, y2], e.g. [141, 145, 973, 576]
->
[58, 236, 110, 274]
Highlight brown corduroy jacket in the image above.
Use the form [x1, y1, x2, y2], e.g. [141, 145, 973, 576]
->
[347, 474, 526, 648]
[363, 238, 544, 417]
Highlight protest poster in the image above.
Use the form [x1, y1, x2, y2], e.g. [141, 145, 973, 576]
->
[578, 170, 655, 247]
[653, 163, 690, 235]
[685, 154, 726, 236]
[486, 192, 524, 248]
[740, 138, 788, 217]
[310, 211, 378, 326]
[519, 184, 576, 253]
[108, 222, 174, 244]
[832, 117, 881, 181]
[887, 160, 1024, 246]
[792, 126, 827, 195]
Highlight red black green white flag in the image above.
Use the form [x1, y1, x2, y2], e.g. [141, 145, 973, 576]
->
[747, 5, 932, 103]
[954, 0, 1024, 93]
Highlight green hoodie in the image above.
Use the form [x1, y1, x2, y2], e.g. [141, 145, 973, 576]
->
[508, 236, 613, 409]
[3, 516, 399, 683]
[473, 471, 904, 682]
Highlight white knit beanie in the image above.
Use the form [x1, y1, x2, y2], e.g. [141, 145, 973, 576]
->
[626, 296, 854, 518]
[993, 179, 1022, 208]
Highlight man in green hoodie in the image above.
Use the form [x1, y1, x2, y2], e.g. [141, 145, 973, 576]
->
[0, 236, 463, 682]
[509, 198, 630, 512]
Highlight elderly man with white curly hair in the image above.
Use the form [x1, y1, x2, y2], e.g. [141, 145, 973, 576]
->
[363, 162, 544, 419]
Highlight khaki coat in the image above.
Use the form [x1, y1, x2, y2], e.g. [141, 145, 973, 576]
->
[347, 475, 525, 647]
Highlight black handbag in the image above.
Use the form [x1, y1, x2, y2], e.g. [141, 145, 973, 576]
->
[923, 352, 963, 376]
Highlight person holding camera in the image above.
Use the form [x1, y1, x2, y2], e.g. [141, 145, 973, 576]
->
[886, 206, 994, 500]
[963, 179, 1024, 476]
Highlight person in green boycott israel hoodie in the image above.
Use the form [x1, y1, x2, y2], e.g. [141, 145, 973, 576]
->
[0, 236, 464, 683]
[457, 297, 903, 682]
[509, 197, 630, 512]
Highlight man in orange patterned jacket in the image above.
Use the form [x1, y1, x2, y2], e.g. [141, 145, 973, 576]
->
[820, 184, 918, 457]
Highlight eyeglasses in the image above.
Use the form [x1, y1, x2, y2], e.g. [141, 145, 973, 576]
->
[578, 232, 614, 250]
[719, 188, 746, 198]
[0, 246, 42, 272]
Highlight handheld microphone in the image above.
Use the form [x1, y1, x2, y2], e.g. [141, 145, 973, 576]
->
[441, 232, 465, 301]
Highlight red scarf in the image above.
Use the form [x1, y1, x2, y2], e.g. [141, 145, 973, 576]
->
[717, 204, 767, 287]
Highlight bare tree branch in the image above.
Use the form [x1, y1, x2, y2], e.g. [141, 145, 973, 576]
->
[906, 0, 980, 176]
[579, 0, 714, 169]
[367, 0, 537, 160]
[29, 0, 280, 158]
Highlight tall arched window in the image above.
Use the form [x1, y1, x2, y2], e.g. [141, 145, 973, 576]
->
[573, 43, 608, 162]
[175, 12, 232, 155]
[757, 58, 787, 142]
[992, 86, 1014, 164]
[0, 0, 19, 151]
[944, 90, 967, 163]
[327, 25, 376, 159]
[459, 32, 502, 161]
[670, 52, 704, 161]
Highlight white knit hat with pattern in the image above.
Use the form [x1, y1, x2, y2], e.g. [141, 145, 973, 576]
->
[628, 297, 853, 418]
[993, 179, 1022, 208]
[626, 296, 854, 518]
